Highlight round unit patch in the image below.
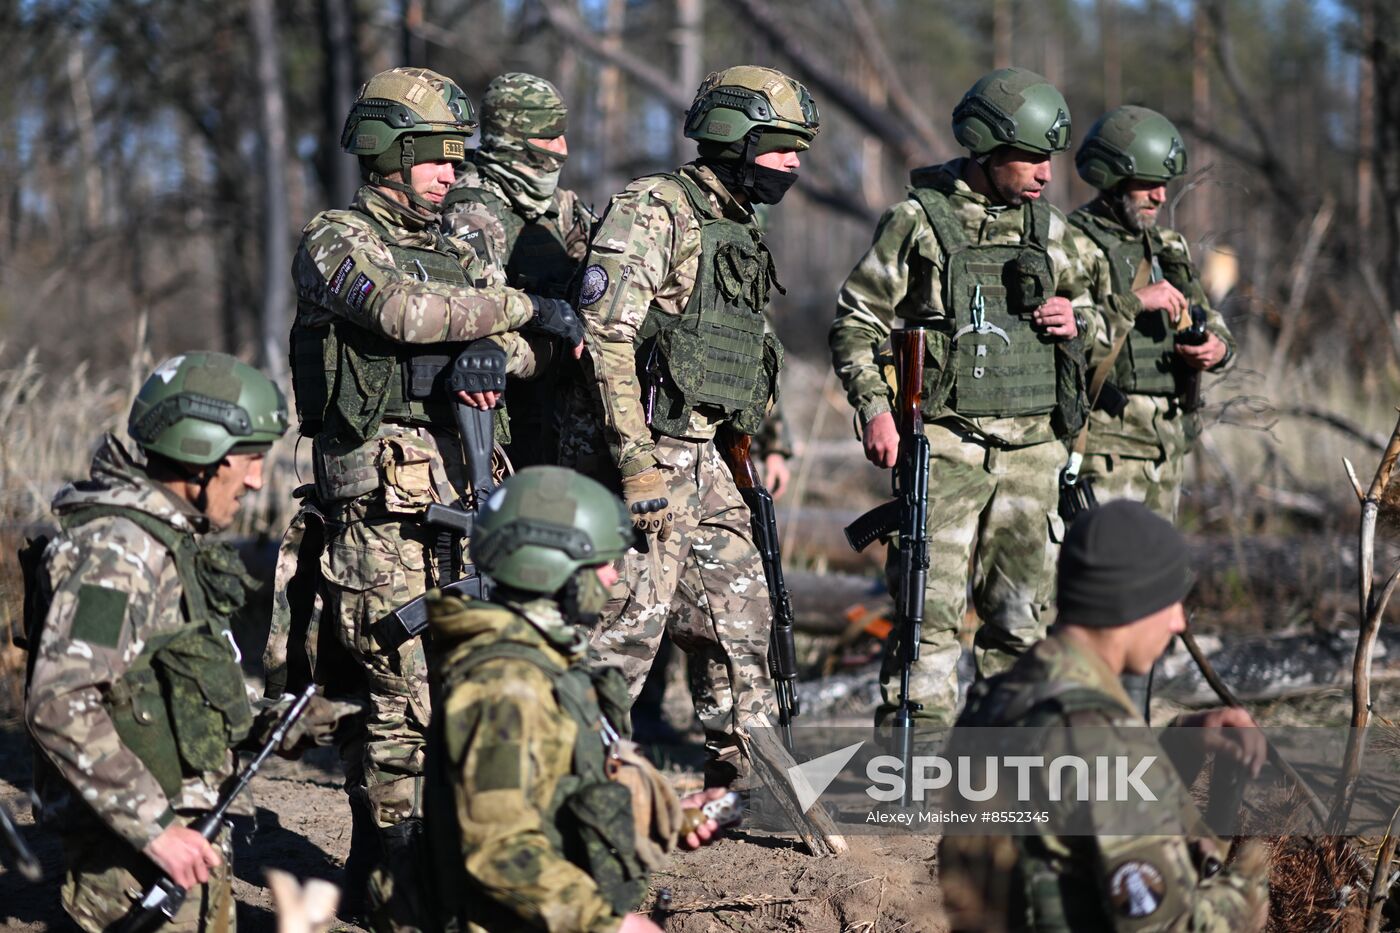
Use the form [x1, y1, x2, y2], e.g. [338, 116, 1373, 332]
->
[1109, 860, 1165, 918]
[579, 264, 609, 307]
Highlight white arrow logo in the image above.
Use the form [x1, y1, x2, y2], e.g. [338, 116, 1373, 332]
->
[788, 741, 865, 813]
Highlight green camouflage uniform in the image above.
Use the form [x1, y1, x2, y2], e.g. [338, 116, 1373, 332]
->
[939, 630, 1268, 931]
[565, 163, 778, 784]
[273, 184, 539, 838]
[25, 435, 245, 932]
[370, 595, 640, 933]
[442, 72, 596, 469]
[1068, 201, 1235, 520]
[829, 159, 1098, 723]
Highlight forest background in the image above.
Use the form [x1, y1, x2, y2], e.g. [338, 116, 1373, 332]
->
[1, 0, 1397, 636]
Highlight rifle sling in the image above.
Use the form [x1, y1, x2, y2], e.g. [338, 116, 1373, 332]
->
[1069, 257, 1152, 459]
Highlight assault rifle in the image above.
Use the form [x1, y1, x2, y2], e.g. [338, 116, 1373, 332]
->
[842, 329, 930, 806]
[718, 426, 800, 749]
[375, 341, 501, 650]
[0, 801, 40, 881]
[118, 684, 317, 933]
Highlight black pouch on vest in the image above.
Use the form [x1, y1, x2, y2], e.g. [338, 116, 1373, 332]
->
[1010, 250, 1055, 312]
[1093, 381, 1129, 417]
[404, 354, 453, 400]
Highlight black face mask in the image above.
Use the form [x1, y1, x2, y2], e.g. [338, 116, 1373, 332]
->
[706, 159, 799, 205]
[748, 164, 800, 204]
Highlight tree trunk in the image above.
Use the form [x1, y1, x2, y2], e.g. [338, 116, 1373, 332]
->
[598, 0, 627, 194]
[65, 41, 102, 233]
[674, 0, 704, 162]
[251, 0, 292, 379]
[1358, 0, 1376, 242]
[1189, 0, 1214, 242]
[320, 0, 360, 208]
[992, 0, 1012, 69]
[1098, 0, 1120, 109]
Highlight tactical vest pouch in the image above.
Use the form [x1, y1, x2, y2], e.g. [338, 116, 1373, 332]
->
[729, 331, 784, 436]
[290, 323, 334, 437]
[1050, 338, 1089, 438]
[560, 779, 650, 914]
[156, 626, 253, 773]
[404, 353, 454, 400]
[314, 433, 381, 503]
[109, 663, 186, 800]
[1012, 250, 1055, 310]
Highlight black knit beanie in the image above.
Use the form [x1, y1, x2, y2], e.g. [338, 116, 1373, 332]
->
[1056, 500, 1193, 627]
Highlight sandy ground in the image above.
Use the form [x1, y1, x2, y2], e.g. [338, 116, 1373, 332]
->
[0, 713, 949, 933]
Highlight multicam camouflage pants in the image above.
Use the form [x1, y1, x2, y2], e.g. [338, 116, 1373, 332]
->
[590, 435, 775, 786]
[879, 425, 1063, 725]
[1079, 450, 1183, 522]
[61, 824, 235, 933]
[312, 428, 471, 827]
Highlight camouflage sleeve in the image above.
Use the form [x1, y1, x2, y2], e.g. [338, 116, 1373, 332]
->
[1066, 226, 1127, 370]
[448, 661, 624, 933]
[829, 200, 938, 425]
[577, 181, 702, 477]
[25, 520, 178, 849]
[293, 212, 534, 344]
[1159, 230, 1237, 374]
[1067, 718, 1267, 931]
[557, 187, 596, 263]
[1047, 209, 1100, 348]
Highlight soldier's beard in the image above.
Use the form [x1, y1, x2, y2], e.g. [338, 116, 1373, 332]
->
[1109, 191, 1158, 232]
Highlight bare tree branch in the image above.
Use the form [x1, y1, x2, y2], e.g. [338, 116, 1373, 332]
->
[537, 0, 690, 111]
[723, 0, 931, 167]
[837, 0, 945, 159]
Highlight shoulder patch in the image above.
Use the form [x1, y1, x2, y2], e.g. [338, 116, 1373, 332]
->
[346, 272, 376, 312]
[1108, 859, 1166, 919]
[579, 265, 609, 306]
[70, 583, 130, 649]
[328, 256, 356, 297]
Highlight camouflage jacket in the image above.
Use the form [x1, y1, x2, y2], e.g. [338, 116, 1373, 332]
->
[1069, 200, 1236, 461]
[292, 184, 538, 366]
[941, 631, 1268, 931]
[25, 435, 240, 849]
[442, 159, 593, 275]
[575, 162, 776, 478]
[426, 596, 625, 933]
[829, 158, 1098, 447]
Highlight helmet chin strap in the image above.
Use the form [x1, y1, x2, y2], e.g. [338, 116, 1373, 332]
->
[369, 136, 442, 215]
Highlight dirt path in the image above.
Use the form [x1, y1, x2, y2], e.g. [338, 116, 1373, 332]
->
[0, 716, 947, 932]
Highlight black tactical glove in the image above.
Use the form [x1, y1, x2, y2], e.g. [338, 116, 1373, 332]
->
[527, 295, 586, 346]
[449, 339, 508, 396]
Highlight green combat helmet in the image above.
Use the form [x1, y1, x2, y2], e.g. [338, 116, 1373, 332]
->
[684, 65, 821, 152]
[128, 351, 289, 466]
[341, 66, 477, 212]
[470, 466, 634, 593]
[1076, 105, 1188, 190]
[953, 67, 1071, 156]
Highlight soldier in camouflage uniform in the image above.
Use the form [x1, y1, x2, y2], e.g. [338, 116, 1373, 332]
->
[1068, 106, 1235, 521]
[442, 71, 597, 468]
[23, 354, 295, 931]
[275, 66, 584, 902]
[830, 68, 1097, 724]
[369, 467, 723, 933]
[566, 66, 819, 786]
[939, 501, 1270, 931]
